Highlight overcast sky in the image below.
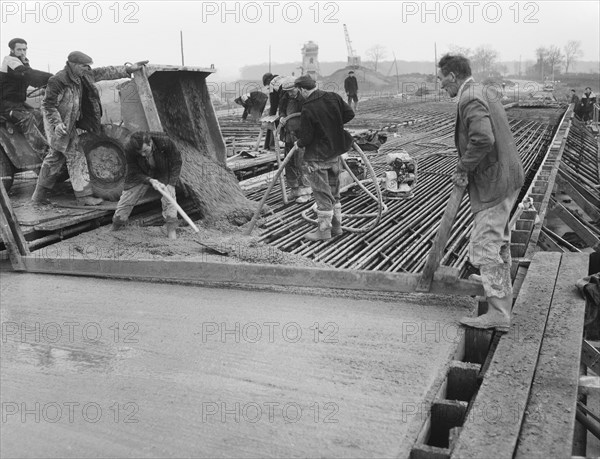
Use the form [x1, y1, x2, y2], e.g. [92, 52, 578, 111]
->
[1, 0, 598, 80]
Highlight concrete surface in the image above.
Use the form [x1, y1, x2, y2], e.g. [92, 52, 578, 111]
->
[1, 268, 474, 458]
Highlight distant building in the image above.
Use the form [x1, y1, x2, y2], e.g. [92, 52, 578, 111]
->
[301, 41, 319, 80]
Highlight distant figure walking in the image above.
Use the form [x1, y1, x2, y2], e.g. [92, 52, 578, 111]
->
[344, 70, 359, 111]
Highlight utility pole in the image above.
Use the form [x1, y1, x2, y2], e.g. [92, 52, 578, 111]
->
[393, 52, 400, 95]
[180, 30, 185, 66]
[269, 45, 271, 73]
[434, 42, 438, 100]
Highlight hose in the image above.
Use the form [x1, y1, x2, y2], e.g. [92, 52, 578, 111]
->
[300, 142, 387, 233]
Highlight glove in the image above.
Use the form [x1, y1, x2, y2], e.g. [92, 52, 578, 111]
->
[149, 178, 164, 191]
[451, 171, 468, 187]
[165, 184, 175, 196]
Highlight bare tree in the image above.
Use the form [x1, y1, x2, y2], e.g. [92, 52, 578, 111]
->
[564, 40, 583, 74]
[471, 45, 498, 76]
[366, 45, 387, 73]
[545, 45, 564, 81]
[446, 44, 472, 58]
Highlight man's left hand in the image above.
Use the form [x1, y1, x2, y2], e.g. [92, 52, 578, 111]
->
[451, 171, 468, 187]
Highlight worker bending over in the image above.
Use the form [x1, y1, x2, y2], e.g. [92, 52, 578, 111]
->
[112, 131, 182, 240]
[294, 75, 354, 241]
[278, 77, 312, 204]
[438, 54, 524, 332]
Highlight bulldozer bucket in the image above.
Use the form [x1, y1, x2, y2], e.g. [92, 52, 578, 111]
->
[118, 65, 226, 164]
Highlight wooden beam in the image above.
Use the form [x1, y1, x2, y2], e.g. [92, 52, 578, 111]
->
[417, 184, 466, 292]
[552, 201, 600, 248]
[515, 253, 588, 458]
[19, 256, 485, 296]
[581, 340, 600, 375]
[451, 252, 563, 458]
[555, 174, 600, 221]
[578, 376, 600, 396]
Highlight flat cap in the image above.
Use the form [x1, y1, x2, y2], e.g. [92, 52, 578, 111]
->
[281, 77, 296, 91]
[67, 51, 93, 65]
[294, 74, 316, 90]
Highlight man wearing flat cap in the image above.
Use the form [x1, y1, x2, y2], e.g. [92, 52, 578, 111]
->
[31, 51, 147, 205]
[294, 74, 355, 240]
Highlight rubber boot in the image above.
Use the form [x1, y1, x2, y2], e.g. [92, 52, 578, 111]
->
[31, 184, 51, 204]
[111, 217, 127, 231]
[332, 202, 343, 236]
[460, 263, 512, 332]
[77, 196, 104, 206]
[165, 219, 178, 240]
[460, 295, 511, 332]
[304, 210, 333, 241]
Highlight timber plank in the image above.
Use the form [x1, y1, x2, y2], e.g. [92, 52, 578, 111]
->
[515, 253, 588, 458]
[552, 202, 600, 248]
[451, 252, 562, 459]
[19, 256, 485, 296]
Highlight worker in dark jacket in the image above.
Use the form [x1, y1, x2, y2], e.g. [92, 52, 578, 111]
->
[294, 75, 355, 241]
[0, 38, 52, 154]
[438, 54, 525, 332]
[580, 87, 597, 123]
[278, 77, 311, 203]
[31, 51, 147, 206]
[234, 91, 267, 120]
[112, 131, 182, 239]
[344, 70, 359, 110]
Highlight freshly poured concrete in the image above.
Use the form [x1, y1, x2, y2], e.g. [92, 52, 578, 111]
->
[1, 269, 474, 458]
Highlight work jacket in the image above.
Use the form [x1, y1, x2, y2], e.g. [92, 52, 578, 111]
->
[42, 63, 129, 152]
[0, 54, 52, 106]
[297, 89, 355, 162]
[124, 132, 182, 190]
[278, 91, 304, 143]
[344, 76, 358, 95]
[455, 81, 524, 213]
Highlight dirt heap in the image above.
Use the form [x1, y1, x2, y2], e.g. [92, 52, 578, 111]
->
[149, 71, 264, 226]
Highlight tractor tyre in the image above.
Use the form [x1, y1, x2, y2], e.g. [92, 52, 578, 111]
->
[80, 124, 131, 201]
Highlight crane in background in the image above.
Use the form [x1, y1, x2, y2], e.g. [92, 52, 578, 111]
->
[344, 24, 361, 68]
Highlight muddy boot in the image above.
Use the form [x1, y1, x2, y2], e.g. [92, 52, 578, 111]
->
[304, 210, 333, 241]
[332, 202, 343, 236]
[77, 196, 104, 206]
[111, 217, 127, 231]
[295, 186, 312, 204]
[165, 219, 178, 240]
[459, 295, 511, 332]
[31, 184, 52, 204]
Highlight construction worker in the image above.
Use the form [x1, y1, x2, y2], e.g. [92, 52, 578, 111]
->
[262, 72, 286, 149]
[580, 87, 597, 123]
[0, 38, 52, 155]
[278, 77, 311, 204]
[234, 91, 267, 121]
[111, 131, 182, 240]
[30, 51, 147, 206]
[294, 75, 355, 241]
[344, 70, 359, 111]
[437, 54, 524, 332]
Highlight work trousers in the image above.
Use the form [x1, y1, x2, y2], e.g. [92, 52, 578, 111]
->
[113, 183, 177, 223]
[469, 188, 520, 299]
[37, 135, 93, 197]
[284, 142, 310, 189]
[302, 157, 341, 212]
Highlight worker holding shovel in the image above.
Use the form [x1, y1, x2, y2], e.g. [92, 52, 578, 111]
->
[111, 131, 182, 239]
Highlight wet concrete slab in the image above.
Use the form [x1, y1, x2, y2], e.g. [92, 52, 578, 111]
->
[1, 270, 474, 458]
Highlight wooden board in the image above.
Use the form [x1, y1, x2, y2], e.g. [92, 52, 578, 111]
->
[514, 253, 588, 458]
[451, 252, 563, 458]
[19, 256, 485, 297]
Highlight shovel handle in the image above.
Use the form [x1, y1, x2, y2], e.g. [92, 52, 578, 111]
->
[154, 183, 199, 233]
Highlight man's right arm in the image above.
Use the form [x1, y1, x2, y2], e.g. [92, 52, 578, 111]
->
[339, 95, 355, 124]
[41, 77, 64, 128]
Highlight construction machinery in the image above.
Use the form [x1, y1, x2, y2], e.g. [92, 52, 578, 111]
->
[343, 24, 361, 68]
[382, 150, 417, 199]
